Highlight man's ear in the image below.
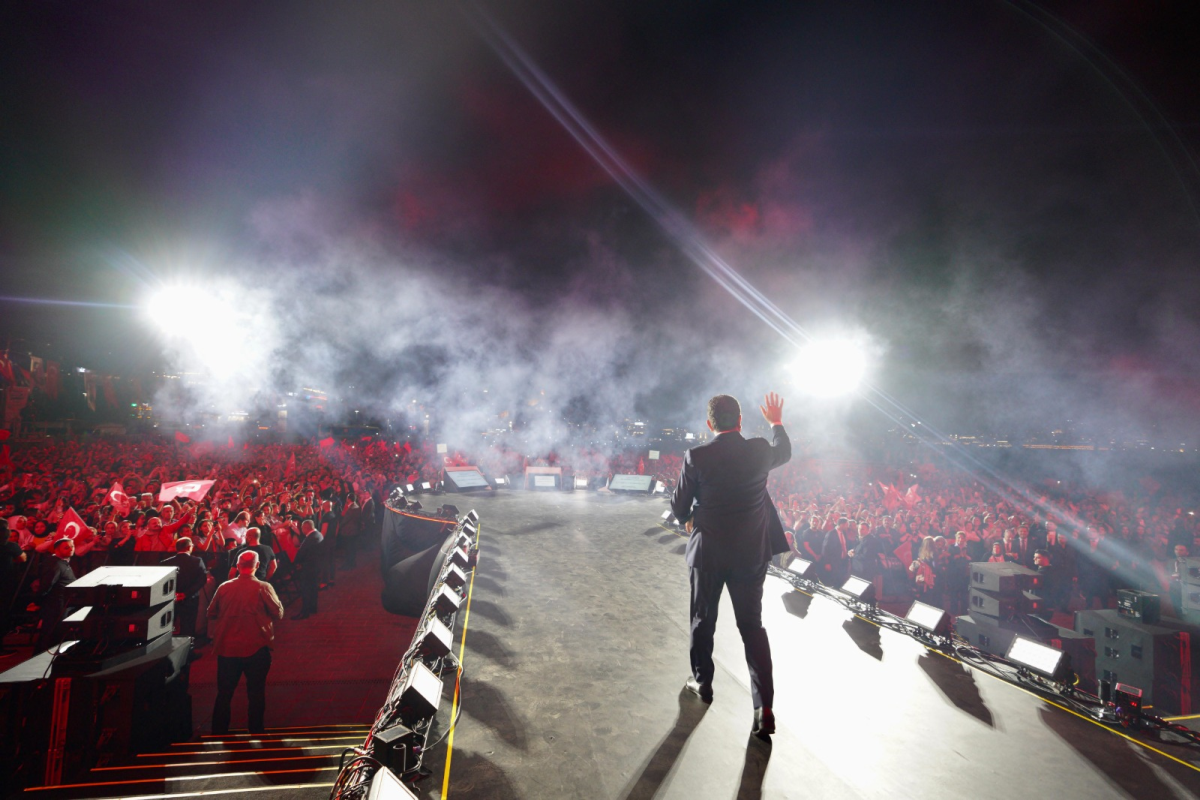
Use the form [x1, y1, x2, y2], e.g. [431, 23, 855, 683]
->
[706, 419, 715, 432]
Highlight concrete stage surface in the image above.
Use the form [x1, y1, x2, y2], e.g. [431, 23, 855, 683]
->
[418, 490, 1200, 800]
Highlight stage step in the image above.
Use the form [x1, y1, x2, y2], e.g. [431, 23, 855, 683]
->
[21, 726, 370, 800]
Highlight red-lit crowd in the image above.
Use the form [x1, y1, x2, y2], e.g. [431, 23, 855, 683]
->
[756, 459, 1197, 619]
[0, 437, 452, 653]
[3, 435, 1197, 653]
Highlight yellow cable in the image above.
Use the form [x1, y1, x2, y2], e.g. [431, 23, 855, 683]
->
[441, 523, 480, 798]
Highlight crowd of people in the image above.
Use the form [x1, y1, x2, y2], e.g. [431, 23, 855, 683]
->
[3, 432, 1197, 656]
[756, 458, 1198, 620]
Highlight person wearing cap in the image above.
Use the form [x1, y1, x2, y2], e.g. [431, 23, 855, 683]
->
[207, 550, 284, 735]
[32, 537, 76, 652]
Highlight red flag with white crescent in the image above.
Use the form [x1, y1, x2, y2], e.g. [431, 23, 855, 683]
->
[106, 481, 133, 516]
[159, 479, 215, 503]
[56, 507, 89, 540]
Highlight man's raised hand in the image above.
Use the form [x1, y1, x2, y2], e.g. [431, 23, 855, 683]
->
[760, 392, 784, 426]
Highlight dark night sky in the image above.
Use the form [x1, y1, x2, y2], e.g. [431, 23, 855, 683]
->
[2, 1, 1199, 439]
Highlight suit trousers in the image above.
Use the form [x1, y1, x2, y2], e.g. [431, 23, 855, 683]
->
[212, 646, 272, 734]
[689, 561, 774, 709]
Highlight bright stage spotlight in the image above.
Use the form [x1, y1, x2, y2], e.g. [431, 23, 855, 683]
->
[790, 338, 868, 397]
[142, 281, 270, 380]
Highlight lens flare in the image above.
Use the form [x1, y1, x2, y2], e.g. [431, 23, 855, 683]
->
[143, 282, 269, 381]
[791, 339, 868, 397]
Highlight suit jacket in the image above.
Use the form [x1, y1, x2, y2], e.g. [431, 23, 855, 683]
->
[162, 551, 209, 598]
[293, 531, 325, 572]
[671, 426, 791, 571]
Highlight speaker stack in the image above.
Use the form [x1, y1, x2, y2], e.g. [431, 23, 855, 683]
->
[1178, 557, 1200, 627]
[1076, 608, 1198, 715]
[956, 563, 1046, 659]
[0, 566, 191, 790]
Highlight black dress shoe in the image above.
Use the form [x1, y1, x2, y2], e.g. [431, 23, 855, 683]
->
[684, 676, 713, 703]
[753, 707, 775, 737]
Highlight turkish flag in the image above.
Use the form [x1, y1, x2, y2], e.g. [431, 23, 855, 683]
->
[403, 441, 412, 453]
[56, 507, 89, 540]
[319, 437, 335, 448]
[175, 431, 191, 444]
[107, 481, 133, 516]
[285, 454, 297, 477]
[159, 479, 215, 503]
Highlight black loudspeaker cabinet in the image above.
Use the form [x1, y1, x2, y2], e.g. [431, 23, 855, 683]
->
[968, 588, 1043, 621]
[1076, 609, 1199, 715]
[62, 601, 175, 643]
[970, 562, 1040, 595]
[1180, 557, 1200, 587]
[65, 566, 177, 609]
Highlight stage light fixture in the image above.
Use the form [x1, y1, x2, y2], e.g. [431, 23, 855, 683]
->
[1006, 635, 1070, 681]
[442, 564, 468, 591]
[406, 484, 415, 493]
[575, 475, 588, 489]
[660, 510, 674, 524]
[466, 510, 480, 524]
[421, 481, 432, 491]
[654, 481, 666, 494]
[456, 529, 474, 548]
[415, 616, 454, 657]
[786, 557, 815, 580]
[450, 545, 470, 569]
[368, 738, 421, 791]
[905, 600, 951, 637]
[396, 660, 442, 725]
[840, 575, 876, 605]
[493, 476, 507, 486]
[433, 583, 462, 615]
[791, 338, 869, 397]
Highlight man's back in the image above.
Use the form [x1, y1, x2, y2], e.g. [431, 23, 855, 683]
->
[671, 426, 791, 571]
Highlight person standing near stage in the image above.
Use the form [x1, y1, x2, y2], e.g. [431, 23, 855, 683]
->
[207, 550, 285, 735]
[671, 392, 791, 737]
[162, 537, 209, 638]
[291, 519, 323, 620]
[33, 537, 76, 652]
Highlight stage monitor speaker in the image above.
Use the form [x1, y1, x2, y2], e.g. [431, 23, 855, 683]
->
[1117, 590, 1161, 624]
[608, 474, 655, 494]
[969, 562, 1038, 595]
[62, 601, 175, 643]
[524, 467, 562, 490]
[398, 661, 442, 726]
[1076, 609, 1197, 715]
[65, 567, 177, 609]
[443, 467, 490, 492]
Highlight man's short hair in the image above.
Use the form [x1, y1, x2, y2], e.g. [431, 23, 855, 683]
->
[707, 395, 741, 432]
[237, 550, 259, 569]
[175, 537, 193, 552]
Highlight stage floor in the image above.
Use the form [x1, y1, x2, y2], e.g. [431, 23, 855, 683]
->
[418, 489, 1200, 800]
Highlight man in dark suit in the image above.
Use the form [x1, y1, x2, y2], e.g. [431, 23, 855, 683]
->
[291, 520, 324, 620]
[162, 536, 209, 637]
[34, 537, 77, 652]
[671, 392, 790, 738]
[820, 518, 852, 586]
